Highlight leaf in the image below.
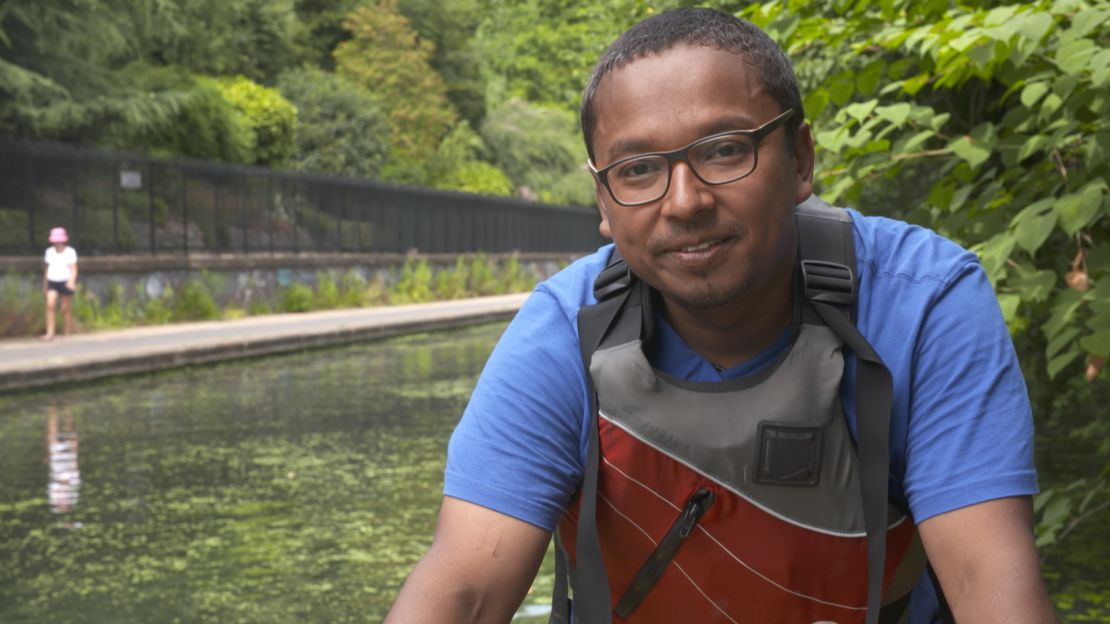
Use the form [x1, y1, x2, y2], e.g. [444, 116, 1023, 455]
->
[1020, 82, 1049, 108]
[903, 73, 929, 96]
[1044, 290, 1084, 339]
[874, 103, 912, 126]
[1017, 134, 1050, 162]
[997, 293, 1021, 325]
[1079, 330, 1110, 358]
[845, 100, 878, 122]
[949, 135, 991, 168]
[1012, 198, 1057, 253]
[1056, 37, 1096, 75]
[1046, 326, 1080, 359]
[975, 234, 1015, 283]
[1010, 268, 1056, 302]
[1047, 348, 1082, 378]
[1013, 10, 1054, 44]
[1069, 7, 1110, 39]
[1055, 182, 1106, 235]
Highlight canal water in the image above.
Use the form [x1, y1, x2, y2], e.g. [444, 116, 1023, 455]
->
[0, 323, 1105, 622]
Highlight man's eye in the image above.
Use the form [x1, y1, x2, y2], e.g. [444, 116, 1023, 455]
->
[616, 160, 662, 179]
[703, 139, 751, 161]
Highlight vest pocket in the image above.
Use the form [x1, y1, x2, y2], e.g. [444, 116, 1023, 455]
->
[613, 487, 715, 618]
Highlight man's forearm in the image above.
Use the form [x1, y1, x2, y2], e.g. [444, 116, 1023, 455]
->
[386, 555, 489, 623]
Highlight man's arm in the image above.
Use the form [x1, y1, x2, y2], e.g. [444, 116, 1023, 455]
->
[386, 496, 551, 623]
[918, 496, 1057, 623]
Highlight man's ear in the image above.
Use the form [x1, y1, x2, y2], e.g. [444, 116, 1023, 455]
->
[595, 182, 613, 240]
[793, 123, 816, 204]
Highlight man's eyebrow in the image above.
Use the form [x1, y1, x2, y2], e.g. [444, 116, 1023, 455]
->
[600, 115, 764, 163]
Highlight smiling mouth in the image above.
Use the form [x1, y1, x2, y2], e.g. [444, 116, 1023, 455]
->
[680, 240, 720, 252]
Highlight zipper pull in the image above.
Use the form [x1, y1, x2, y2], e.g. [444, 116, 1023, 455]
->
[679, 488, 715, 538]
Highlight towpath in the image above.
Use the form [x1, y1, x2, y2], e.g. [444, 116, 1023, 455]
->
[0, 293, 528, 392]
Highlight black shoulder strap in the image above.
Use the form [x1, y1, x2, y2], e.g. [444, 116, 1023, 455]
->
[796, 196, 892, 624]
[551, 248, 633, 624]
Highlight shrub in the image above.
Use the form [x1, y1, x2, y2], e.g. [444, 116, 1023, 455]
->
[392, 256, 435, 303]
[281, 283, 314, 313]
[173, 280, 220, 321]
[218, 76, 298, 166]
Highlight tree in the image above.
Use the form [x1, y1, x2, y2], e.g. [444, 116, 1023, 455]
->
[277, 66, 390, 179]
[427, 120, 513, 196]
[481, 98, 592, 205]
[745, 0, 1109, 545]
[0, 0, 192, 142]
[334, 0, 458, 185]
[218, 76, 298, 166]
[398, 0, 488, 129]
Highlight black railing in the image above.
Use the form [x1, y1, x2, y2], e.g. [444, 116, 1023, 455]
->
[0, 139, 604, 256]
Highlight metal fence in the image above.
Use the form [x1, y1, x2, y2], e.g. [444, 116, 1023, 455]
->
[0, 139, 604, 256]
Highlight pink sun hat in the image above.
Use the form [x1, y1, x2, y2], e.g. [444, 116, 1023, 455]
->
[48, 227, 69, 243]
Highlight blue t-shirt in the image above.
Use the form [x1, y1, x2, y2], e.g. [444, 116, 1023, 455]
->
[445, 209, 1037, 622]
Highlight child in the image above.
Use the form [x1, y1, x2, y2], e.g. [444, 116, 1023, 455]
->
[42, 227, 78, 341]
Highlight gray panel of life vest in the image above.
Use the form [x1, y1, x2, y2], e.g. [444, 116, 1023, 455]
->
[590, 322, 871, 535]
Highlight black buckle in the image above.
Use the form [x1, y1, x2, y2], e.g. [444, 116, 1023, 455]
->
[801, 260, 854, 305]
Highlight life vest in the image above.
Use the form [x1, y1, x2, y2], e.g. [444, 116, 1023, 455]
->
[551, 197, 930, 624]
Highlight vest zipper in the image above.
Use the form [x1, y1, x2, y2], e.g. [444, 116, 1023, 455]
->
[613, 487, 716, 619]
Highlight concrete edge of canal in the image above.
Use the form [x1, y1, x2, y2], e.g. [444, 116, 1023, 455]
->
[0, 293, 529, 393]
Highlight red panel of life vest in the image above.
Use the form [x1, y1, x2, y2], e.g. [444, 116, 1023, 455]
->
[558, 419, 917, 623]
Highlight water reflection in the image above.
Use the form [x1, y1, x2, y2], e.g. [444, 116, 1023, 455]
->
[46, 403, 82, 524]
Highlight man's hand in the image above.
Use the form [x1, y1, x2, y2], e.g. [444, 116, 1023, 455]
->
[918, 496, 1057, 623]
[386, 496, 551, 623]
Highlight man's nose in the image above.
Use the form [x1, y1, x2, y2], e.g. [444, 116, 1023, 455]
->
[660, 161, 713, 219]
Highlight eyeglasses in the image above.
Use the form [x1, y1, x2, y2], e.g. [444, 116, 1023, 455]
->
[588, 108, 795, 207]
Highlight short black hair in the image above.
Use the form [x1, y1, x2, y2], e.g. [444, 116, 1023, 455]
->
[580, 7, 804, 162]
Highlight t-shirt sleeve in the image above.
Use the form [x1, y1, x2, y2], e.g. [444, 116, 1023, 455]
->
[901, 261, 1038, 522]
[444, 286, 588, 531]
[67, 248, 77, 264]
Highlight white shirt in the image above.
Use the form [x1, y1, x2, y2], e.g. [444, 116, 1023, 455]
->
[44, 246, 77, 282]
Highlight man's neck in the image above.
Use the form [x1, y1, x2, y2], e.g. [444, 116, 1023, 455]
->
[660, 272, 795, 370]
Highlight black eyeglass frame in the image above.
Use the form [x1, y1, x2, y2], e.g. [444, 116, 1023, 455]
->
[588, 108, 796, 207]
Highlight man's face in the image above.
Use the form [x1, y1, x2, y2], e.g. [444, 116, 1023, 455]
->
[590, 45, 813, 312]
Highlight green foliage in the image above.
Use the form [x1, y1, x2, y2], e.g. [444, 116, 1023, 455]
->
[0, 274, 43, 337]
[127, 70, 256, 163]
[276, 67, 390, 179]
[281, 282, 315, 313]
[0, 0, 301, 146]
[173, 279, 220, 321]
[334, 0, 459, 185]
[398, 0, 488, 128]
[218, 76, 298, 166]
[746, 0, 1109, 548]
[429, 121, 513, 196]
[392, 256, 436, 304]
[293, 0, 362, 69]
[480, 98, 592, 205]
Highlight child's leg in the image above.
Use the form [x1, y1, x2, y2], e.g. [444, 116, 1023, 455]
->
[60, 294, 73, 336]
[44, 289, 58, 339]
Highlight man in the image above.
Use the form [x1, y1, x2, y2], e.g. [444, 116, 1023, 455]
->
[387, 8, 1055, 623]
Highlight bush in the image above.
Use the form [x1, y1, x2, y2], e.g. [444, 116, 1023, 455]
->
[128, 69, 256, 164]
[173, 280, 220, 321]
[277, 67, 390, 179]
[281, 283, 314, 313]
[218, 76, 299, 166]
[392, 256, 435, 303]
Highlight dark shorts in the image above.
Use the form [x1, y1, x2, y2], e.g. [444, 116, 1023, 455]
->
[47, 280, 74, 296]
